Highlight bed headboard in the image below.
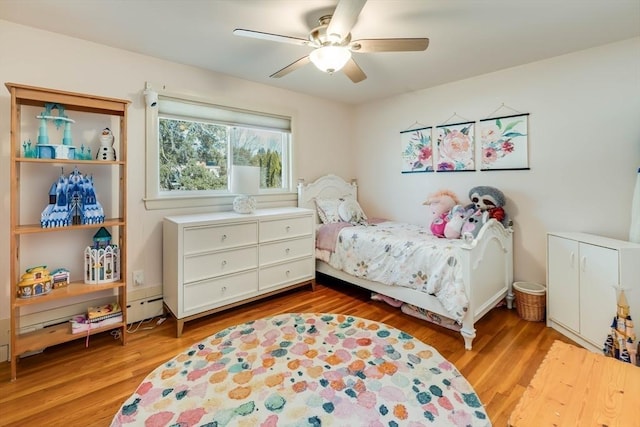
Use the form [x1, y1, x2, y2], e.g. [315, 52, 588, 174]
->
[297, 174, 358, 222]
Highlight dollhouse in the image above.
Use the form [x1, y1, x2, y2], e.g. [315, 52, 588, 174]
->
[41, 167, 105, 228]
[17, 266, 53, 298]
[51, 268, 71, 289]
[84, 227, 120, 284]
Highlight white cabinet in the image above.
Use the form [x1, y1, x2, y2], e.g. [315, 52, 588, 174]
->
[163, 207, 315, 336]
[547, 232, 640, 352]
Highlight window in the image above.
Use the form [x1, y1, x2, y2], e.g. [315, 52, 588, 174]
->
[144, 89, 294, 210]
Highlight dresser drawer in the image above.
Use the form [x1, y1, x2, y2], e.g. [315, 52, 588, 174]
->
[259, 257, 314, 291]
[184, 246, 257, 283]
[259, 236, 314, 266]
[183, 270, 258, 315]
[184, 222, 257, 254]
[260, 215, 313, 242]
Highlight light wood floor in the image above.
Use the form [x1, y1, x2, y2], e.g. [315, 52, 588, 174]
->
[0, 276, 575, 426]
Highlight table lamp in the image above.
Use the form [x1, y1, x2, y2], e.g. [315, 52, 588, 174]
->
[230, 166, 260, 214]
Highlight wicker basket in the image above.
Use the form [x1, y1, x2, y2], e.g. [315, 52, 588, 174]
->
[513, 282, 546, 322]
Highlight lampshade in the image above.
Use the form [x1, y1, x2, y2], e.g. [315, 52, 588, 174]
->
[230, 166, 260, 195]
[309, 46, 351, 73]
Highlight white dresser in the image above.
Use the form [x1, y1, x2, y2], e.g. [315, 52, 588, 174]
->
[163, 207, 315, 336]
[547, 232, 640, 352]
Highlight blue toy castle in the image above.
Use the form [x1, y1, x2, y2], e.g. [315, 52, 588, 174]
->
[41, 167, 105, 228]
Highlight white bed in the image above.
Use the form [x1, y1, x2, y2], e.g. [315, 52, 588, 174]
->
[298, 174, 514, 350]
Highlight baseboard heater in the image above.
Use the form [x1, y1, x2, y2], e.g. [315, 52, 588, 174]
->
[126, 296, 164, 323]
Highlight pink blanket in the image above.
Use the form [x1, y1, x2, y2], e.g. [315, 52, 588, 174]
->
[316, 222, 353, 252]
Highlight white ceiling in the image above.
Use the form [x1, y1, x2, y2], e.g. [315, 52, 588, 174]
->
[1, 0, 639, 105]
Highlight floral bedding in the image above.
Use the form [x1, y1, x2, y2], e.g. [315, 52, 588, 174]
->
[323, 221, 469, 322]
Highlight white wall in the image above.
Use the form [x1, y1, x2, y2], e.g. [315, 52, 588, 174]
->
[0, 20, 354, 323]
[353, 37, 640, 285]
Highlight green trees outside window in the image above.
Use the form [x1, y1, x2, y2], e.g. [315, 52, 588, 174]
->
[159, 118, 286, 192]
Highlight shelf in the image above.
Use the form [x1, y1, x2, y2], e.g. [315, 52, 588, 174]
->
[15, 218, 125, 235]
[13, 281, 125, 308]
[7, 82, 129, 381]
[5, 82, 129, 115]
[14, 320, 125, 355]
[15, 157, 125, 166]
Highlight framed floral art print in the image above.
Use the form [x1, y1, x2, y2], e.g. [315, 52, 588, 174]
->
[435, 121, 475, 171]
[479, 113, 529, 170]
[400, 126, 433, 173]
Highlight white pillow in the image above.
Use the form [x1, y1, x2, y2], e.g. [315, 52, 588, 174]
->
[315, 198, 342, 224]
[338, 198, 368, 224]
[315, 197, 367, 225]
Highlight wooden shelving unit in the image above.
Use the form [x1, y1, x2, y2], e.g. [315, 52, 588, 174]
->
[6, 83, 130, 381]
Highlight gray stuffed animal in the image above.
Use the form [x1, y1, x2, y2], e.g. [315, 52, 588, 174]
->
[462, 186, 510, 238]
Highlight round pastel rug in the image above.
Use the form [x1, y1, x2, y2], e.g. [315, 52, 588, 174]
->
[111, 313, 490, 426]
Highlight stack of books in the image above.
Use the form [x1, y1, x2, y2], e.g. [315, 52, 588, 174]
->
[70, 302, 123, 334]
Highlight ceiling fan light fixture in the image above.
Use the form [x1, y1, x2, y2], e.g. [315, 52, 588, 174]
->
[309, 45, 351, 74]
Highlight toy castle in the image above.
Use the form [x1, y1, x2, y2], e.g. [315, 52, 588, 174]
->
[84, 227, 120, 284]
[603, 289, 638, 366]
[41, 167, 105, 228]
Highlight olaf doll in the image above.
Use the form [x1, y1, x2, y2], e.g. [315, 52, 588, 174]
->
[96, 127, 116, 161]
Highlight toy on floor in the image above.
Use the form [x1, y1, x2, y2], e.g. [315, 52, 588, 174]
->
[603, 289, 638, 365]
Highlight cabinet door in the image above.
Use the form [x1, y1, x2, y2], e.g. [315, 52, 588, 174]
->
[548, 236, 580, 332]
[579, 243, 618, 347]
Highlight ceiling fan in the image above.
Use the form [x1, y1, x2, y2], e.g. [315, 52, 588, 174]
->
[233, 0, 429, 83]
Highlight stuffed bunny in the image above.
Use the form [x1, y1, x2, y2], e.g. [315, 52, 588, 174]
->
[444, 204, 475, 239]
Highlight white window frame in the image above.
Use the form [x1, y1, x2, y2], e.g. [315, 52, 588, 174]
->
[144, 85, 297, 210]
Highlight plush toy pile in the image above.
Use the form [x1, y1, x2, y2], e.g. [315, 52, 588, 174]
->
[425, 186, 510, 240]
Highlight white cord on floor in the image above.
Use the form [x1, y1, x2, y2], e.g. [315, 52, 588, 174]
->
[126, 316, 167, 333]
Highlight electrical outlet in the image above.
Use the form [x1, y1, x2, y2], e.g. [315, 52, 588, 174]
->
[133, 270, 144, 286]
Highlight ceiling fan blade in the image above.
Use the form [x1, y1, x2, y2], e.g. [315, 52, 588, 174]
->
[233, 29, 309, 47]
[326, 0, 367, 42]
[270, 56, 311, 78]
[342, 58, 367, 83]
[350, 38, 429, 53]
